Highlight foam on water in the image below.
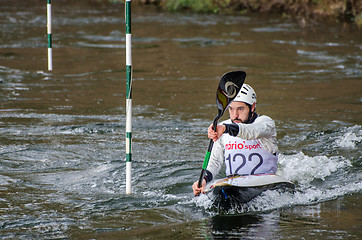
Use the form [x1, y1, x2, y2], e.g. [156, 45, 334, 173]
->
[334, 125, 361, 149]
[278, 152, 352, 185]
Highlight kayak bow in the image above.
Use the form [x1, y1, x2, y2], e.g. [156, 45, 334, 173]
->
[204, 174, 295, 211]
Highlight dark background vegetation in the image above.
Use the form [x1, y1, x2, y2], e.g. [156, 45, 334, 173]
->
[105, 0, 361, 28]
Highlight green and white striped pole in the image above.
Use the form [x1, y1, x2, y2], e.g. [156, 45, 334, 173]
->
[125, 0, 132, 194]
[47, 0, 52, 71]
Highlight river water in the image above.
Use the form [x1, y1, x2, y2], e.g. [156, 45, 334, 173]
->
[0, 0, 361, 239]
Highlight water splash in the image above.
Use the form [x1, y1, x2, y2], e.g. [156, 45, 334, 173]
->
[278, 152, 352, 185]
[334, 125, 361, 149]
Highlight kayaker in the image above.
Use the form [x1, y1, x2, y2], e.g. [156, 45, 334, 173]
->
[192, 84, 278, 196]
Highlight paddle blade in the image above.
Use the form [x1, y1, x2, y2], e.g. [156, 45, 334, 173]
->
[216, 71, 246, 116]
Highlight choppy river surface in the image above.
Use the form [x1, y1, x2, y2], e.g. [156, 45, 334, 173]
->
[0, 0, 361, 239]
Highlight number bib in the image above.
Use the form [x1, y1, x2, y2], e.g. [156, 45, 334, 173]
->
[223, 135, 277, 176]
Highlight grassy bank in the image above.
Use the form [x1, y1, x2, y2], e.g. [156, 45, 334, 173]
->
[121, 0, 361, 28]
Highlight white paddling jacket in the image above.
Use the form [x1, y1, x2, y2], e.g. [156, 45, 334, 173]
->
[205, 115, 278, 182]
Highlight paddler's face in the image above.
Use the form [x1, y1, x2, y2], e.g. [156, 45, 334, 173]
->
[228, 101, 254, 124]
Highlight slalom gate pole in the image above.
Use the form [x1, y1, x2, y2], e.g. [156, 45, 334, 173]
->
[47, 0, 53, 71]
[125, 0, 132, 194]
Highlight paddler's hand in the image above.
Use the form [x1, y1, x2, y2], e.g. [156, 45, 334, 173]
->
[208, 124, 226, 142]
[192, 179, 206, 196]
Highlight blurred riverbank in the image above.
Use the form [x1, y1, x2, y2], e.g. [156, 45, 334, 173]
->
[106, 0, 362, 28]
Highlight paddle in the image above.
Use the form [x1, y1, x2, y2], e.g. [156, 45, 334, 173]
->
[197, 71, 246, 188]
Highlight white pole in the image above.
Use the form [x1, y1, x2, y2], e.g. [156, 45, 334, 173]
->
[125, 0, 132, 194]
[47, 0, 53, 71]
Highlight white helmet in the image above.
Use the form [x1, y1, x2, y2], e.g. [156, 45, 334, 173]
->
[233, 84, 257, 105]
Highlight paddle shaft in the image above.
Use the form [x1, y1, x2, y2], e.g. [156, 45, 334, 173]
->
[197, 116, 219, 188]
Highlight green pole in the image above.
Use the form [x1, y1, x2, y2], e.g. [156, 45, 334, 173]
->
[125, 0, 132, 194]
